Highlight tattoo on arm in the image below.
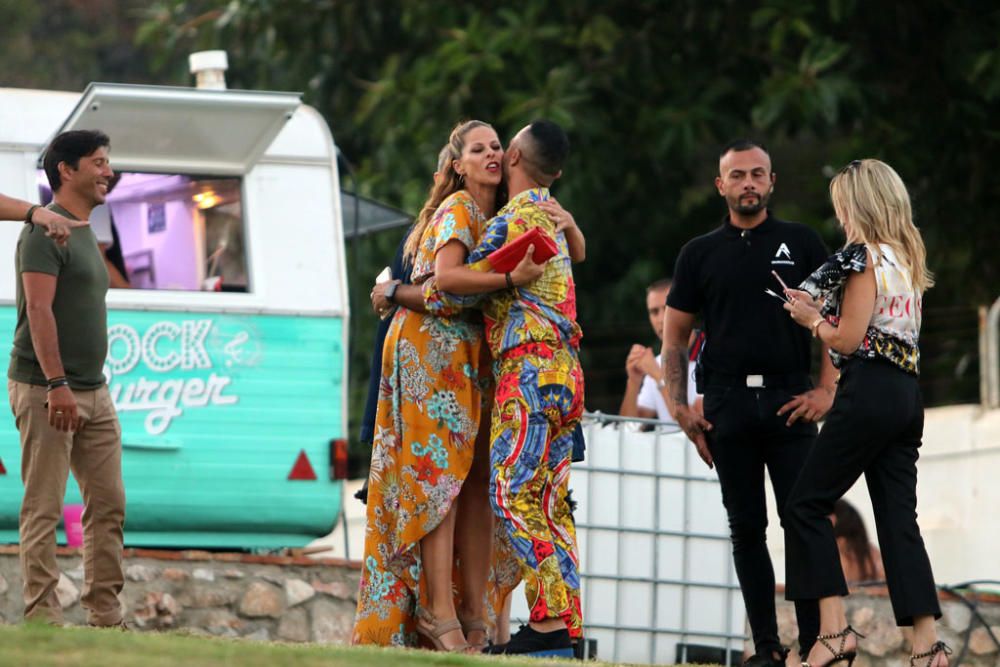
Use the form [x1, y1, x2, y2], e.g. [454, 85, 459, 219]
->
[663, 344, 688, 409]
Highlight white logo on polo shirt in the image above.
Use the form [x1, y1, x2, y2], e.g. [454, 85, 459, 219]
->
[772, 242, 794, 265]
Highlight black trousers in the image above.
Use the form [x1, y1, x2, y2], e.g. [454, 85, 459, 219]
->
[784, 359, 941, 626]
[704, 378, 820, 658]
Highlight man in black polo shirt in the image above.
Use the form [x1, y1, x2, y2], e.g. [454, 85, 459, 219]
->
[662, 140, 836, 666]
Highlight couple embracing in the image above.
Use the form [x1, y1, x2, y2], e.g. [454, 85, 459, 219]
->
[352, 119, 585, 657]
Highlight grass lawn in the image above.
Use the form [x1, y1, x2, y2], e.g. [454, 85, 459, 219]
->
[0, 623, 717, 667]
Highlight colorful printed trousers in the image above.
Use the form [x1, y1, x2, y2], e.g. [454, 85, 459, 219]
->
[489, 342, 585, 637]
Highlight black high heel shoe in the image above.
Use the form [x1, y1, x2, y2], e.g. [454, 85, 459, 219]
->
[910, 641, 951, 667]
[802, 625, 865, 667]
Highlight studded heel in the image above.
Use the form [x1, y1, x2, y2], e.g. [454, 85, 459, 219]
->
[910, 641, 951, 667]
[801, 625, 865, 667]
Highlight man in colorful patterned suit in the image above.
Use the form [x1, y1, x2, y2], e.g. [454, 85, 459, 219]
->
[464, 120, 584, 657]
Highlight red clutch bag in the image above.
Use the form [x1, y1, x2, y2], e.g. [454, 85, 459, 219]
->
[486, 226, 559, 273]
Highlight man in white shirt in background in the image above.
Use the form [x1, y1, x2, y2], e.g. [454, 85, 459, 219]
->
[619, 278, 702, 426]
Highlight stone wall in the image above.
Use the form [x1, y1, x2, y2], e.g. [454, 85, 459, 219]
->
[773, 586, 1000, 667]
[0, 546, 360, 643]
[2, 545, 998, 666]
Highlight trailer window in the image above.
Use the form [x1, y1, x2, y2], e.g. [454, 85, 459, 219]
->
[37, 171, 249, 293]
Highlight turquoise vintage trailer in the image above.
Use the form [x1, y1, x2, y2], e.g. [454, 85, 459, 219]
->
[0, 80, 349, 549]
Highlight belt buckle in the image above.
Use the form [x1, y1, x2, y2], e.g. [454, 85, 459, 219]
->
[746, 374, 764, 388]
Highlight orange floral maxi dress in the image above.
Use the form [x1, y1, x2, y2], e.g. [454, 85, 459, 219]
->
[353, 190, 501, 646]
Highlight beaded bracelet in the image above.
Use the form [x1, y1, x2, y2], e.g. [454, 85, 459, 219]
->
[46, 376, 69, 391]
[25, 204, 39, 231]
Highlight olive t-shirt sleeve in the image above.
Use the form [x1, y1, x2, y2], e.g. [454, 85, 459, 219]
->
[17, 227, 64, 276]
[665, 243, 701, 314]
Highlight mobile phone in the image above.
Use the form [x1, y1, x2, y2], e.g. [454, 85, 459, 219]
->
[771, 270, 791, 293]
[764, 288, 790, 303]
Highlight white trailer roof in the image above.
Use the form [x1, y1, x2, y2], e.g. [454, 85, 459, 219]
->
[0, 84, 348, 317]
[46, 83, 301, 175]
[0, 84, 335, 168]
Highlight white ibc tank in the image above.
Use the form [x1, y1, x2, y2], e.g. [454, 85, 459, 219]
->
[508, 417, 745, 664]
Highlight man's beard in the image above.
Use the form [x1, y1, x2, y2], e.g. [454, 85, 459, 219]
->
[729, 187, 772, 215]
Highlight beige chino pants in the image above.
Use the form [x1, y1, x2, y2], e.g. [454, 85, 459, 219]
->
[8, 380, 126, 626]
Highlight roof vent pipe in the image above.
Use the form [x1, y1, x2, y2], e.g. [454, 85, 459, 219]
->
[189, 50, 228, 90]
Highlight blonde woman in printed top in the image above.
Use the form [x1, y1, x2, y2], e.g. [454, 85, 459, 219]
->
[780, 160, 949, 667]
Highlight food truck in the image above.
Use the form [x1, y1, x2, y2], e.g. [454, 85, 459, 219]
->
[0, 64, 350, 549]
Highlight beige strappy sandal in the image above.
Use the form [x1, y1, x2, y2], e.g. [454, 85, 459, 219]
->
[416, 608, 470, 653]
[458, 614, 490, 651]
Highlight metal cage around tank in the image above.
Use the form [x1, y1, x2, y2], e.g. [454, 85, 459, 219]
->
[507, 412, 746, 665]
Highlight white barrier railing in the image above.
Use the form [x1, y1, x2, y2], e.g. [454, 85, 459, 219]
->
[329, 412, 747, 663]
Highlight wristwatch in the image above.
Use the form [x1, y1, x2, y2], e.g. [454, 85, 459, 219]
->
[384, 281, 398, 304]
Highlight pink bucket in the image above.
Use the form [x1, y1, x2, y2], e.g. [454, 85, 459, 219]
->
[62, 504, 84, 548]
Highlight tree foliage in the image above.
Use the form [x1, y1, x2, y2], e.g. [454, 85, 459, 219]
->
[0, 0, 155, 89]
[135, 0, 1000, 424]
[9, 1, 998, 451]
[136, 2, 1000, 277]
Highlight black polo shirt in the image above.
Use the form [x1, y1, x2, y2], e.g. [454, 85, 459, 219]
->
[667, 212, 829, 379]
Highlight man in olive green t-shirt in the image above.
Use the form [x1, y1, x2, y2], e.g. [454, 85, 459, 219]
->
[8, 129, 125, 627]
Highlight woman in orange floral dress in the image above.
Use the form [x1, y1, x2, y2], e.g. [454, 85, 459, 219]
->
[352, 121, 544, 652]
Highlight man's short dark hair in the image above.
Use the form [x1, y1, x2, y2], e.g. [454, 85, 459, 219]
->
[646, 278, 672, 294]
[43, 130, 110, 192]
[521, 119, 569, 186]
[719, 139, 769, 160]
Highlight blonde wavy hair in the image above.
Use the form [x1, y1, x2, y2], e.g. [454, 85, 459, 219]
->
[830, 159, 934, 292]
[403, 120, 495, 262]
